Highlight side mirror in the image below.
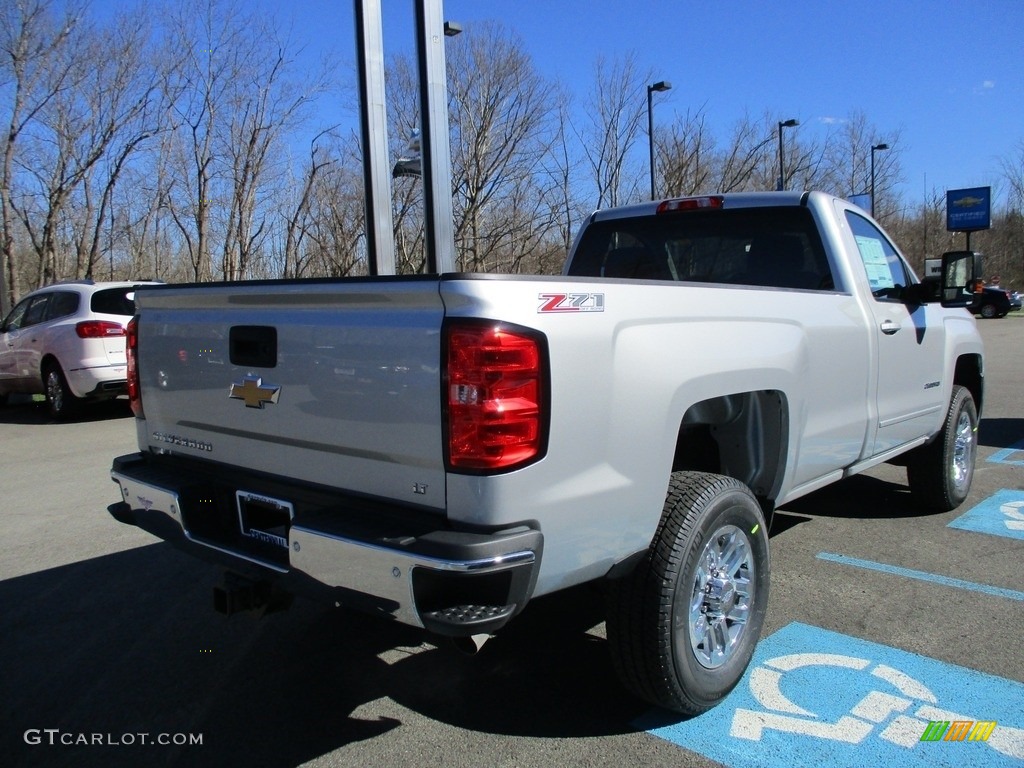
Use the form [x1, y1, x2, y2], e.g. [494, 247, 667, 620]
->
[939, 250, 983, 308]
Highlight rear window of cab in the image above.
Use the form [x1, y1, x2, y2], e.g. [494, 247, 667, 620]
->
[567, 206, 834, 291]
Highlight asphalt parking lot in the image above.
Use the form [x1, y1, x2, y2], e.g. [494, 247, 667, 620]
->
[2, 317, 1022, 768]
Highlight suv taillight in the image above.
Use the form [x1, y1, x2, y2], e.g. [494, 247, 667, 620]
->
[126, 316, 143, 417]
[445, 321, 548, 472]
[76, 320, 125, 338]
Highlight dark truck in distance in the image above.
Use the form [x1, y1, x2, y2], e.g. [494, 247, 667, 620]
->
[109, 191, 984, 715]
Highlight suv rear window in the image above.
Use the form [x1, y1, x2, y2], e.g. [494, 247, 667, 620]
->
[91, 287, 137, 316]
[567, 206, 834, 291]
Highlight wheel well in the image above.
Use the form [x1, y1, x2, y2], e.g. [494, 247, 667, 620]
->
[672, 391, 787, 510]
[40, 354, 61, 377]
[953, 354, 983, 415]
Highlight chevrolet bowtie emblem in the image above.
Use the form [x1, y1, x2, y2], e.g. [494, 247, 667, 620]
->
[229, 376, 281, 408]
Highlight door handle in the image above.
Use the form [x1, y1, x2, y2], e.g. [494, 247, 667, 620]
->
[880, 319, 900, 335]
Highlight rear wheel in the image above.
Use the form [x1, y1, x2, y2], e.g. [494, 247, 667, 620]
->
[979, 304, 996, 318]
[907, 385, 977, 511]
[44, 362, 79, 419]
[606, 471, 770, 715]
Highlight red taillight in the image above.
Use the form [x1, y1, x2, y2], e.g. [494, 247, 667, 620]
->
[445, 322, 547, 472]
[126, 316, 143, 417]
[76, 320, 126, 338]
[656, 196, 725, 214]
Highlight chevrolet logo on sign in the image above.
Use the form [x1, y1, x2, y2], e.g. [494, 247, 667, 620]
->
[229, 376, 281, 408]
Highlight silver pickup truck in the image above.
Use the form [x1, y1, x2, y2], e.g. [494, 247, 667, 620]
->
[109, 191, 984, 714]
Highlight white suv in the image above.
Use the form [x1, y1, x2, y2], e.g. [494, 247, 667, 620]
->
[0, 280, 159, 418]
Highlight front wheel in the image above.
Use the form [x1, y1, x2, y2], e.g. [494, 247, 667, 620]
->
[906, 385, 978, 511]
[606, 471, 770, 715]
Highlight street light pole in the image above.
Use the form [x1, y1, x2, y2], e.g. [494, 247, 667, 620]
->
[870, 142, 889, 217]
[647, 80, 671, 199]
[777, 118, 799, 191]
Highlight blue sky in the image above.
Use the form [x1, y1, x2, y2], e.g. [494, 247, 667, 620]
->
[104, 0, 1024, 206]
[299, 0, 1022, 206]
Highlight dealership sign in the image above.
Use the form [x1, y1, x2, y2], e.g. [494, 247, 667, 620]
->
[946, 187, 991, 232]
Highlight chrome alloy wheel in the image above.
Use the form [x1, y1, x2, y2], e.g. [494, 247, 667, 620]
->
[951, 409, 976, 493]
[683, 524, 755, 669]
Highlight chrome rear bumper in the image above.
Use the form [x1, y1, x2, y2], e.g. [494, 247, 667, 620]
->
[110, 453, 542, 635]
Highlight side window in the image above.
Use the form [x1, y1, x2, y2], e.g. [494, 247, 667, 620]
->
[46, 291, 80, 321]
[2, 298, 32, 332]
[21, 294, 51, 327]
[845, 211, 911, 300]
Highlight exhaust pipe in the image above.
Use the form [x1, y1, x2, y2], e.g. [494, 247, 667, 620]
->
[451, 633, 492, 655]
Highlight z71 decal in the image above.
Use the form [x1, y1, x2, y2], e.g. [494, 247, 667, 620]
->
[538, 292, 605, 313]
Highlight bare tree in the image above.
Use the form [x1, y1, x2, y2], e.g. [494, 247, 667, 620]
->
[575, 53, 651, 208]
[660, 106, 715, 196]
[282, 129, 334, 278]
[818, 110, 903, 220]
[0, 0, 84, 309]
[219, 37, 315, 281]
[445, 22, 552, 272]
[74, 10, 172, 280]
[999, 139, 1024, 212]
[10, 9, 169, 287]
[711, 112, 776, 192]
[535, 94, 585, 260]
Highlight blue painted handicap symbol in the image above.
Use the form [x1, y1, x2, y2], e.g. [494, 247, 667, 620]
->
[987, 439, 1024, 466]
[642, 622, 1024, 768]
[949, 489, 1024, 541]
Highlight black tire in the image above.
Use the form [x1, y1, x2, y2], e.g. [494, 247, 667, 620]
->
[906, 385, 978, 511]
[606, 471, 770, 715]
[979, 304, 996, 319]
[43, 362, 79, 419]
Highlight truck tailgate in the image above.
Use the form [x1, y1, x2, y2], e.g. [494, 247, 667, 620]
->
[134, 279, 447, 511]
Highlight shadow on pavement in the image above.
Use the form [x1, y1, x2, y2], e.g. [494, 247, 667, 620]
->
[778, 472, 936, 520]
[978, 416, 1024, 449]
[2, 542, 642, 768]
[0, 396, 131, 426]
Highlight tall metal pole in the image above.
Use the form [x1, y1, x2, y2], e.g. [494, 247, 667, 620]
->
[870, 149, 876, 218]
[646, 81, 670, 200]
[777, 125, 784, 191]
[647, 88, 656, 200]
[415, 0, 456, 273]
[354, 0, 396, 275]
[777, 119, 798, 191]
[870, 143, 888, 218]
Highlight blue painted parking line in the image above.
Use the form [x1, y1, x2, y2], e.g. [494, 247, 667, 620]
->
[642, 622, 1024, 768]
[949, 489, 1024, 541]
[815, 552, 1024, 602]
[987, 439, 1024, 465]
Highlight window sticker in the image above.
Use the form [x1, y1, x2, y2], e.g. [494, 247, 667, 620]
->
[856, 236, 893, 290]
